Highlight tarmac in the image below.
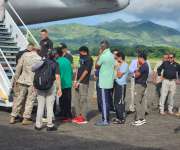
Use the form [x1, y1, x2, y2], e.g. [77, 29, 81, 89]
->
[0, 81, 179, 150]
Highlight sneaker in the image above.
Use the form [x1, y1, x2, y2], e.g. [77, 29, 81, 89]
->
[95, 120, 109, 126]
[47, 126, 57, 131]
[160, 111, 166, 116]
[73, 116, 88, 125]
[22, 118, 33, 125]
[72, 116, 82, 123]
[168, 111, 174, 116]
[9, 117, 16, 124]
[132, 119, 146, 126]
[34, 126, 42, 131]
[175, 112, 180, 117]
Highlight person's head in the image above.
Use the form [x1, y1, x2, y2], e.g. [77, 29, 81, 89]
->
[169, 53, 176, 63]
[163, 53, 169, 62]
[48, 49, 57, 59]
[27, 43, 35, 51]
[55, 47, 63, 57]
[113, 48, 119, 55]
[100, 40, 109, 52]
[40, 29, 49, 40]
[138, 52, 147, 65]
[115, 51, 125, 63]
[59, 43, 68, 54]
[79, 46, 89, 56]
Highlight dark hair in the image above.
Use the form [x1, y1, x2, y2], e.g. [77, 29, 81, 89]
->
[100, 40, 110, 48]
[55, 47, 63, 57]
[138, 52, 147, 60]
[113, 48, 119, 53]
[41, 29, 48, 33]
[59, 43, 67, 49]
[79, 46, 89, 54]
[116, 51, 125, 60]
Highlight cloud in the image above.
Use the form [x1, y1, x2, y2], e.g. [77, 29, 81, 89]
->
[122, 0, 180, 29]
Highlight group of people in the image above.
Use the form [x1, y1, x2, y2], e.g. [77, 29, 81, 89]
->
[9, 29, 180, 131]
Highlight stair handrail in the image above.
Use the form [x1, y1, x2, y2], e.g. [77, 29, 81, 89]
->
[7, 1, 40, 47]
[0, 48, 15, 76]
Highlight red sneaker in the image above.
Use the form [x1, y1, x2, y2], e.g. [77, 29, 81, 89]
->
[72, 116, 81, 123]
[73, 116, 88, 125]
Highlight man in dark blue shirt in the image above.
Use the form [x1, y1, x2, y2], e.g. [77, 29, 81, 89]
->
[157, 53, 180, 115]
[132, 52, 149, 126]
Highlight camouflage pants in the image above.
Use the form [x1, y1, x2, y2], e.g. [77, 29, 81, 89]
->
[12, 83, 25, 117]
[11, 84, 36, 119]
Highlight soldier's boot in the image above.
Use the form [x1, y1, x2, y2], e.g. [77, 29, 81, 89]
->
[22, 118, 33, 125]
[9, 116, 16, 124]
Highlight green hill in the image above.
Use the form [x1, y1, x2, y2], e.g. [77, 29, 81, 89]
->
[29, 19, 180, 51]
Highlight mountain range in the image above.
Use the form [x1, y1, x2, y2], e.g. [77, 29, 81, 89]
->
[30, 19, 180, 49]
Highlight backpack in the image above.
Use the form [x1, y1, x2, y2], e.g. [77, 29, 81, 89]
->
[33, 59, 55, 90]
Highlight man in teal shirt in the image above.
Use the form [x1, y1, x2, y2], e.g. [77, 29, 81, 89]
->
[95, 40, 115, 126]
[56, 47, 73, 121]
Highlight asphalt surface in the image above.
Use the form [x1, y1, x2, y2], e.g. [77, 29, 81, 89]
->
[0, 82, 179, 150]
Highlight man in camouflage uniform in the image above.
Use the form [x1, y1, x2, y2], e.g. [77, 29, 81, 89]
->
[10, 46, 41, 125]
[11, 44, 34, 121]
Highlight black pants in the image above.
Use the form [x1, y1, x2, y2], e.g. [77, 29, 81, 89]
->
[114, 83, 126, 120]
[100, 88, 112, 122]
[59, 88, 72, 118]
[96, 80, 102, 112]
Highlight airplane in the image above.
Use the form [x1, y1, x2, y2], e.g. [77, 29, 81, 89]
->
[6, 0, 130, 25]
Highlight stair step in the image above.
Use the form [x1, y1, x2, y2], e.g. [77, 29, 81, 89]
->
[0, 41, 17, 46]
[0, 31, 11, 36]
[0, 45, 20, 50]
[0, 36, 14, 40]
[0, 23, 5, 28]
[0, 27, 8, 31]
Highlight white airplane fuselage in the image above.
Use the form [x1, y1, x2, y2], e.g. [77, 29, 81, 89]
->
[6, 0, 130, 25]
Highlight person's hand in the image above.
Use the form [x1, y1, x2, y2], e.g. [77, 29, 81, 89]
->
[176, 80, 180, 85]
[73, 81, 80, 89]
[57, 89, 62, 97]
[160, 76, 164, 81]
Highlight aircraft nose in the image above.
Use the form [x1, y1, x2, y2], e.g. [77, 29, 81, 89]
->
[116, 0, 130, 8]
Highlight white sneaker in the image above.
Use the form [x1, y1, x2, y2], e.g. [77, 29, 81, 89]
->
[132, 119, 146, 126]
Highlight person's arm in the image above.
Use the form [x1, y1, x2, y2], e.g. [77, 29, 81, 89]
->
[157, 62, 165, 77]
[14, 55, 24, 81]
[55, 65, 62, 97]
[95, 49, 103, 69]
[48, 40, 53, 50]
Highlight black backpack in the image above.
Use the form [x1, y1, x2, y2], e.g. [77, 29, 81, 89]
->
[33, 59, 55, 90]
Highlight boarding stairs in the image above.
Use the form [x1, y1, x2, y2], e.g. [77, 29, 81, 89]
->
[0, 2, 38, 107]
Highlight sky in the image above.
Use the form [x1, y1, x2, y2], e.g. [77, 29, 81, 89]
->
[29, 0, 180, 31]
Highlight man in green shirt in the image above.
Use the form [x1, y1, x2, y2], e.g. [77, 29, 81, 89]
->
[56, 47, 73, 121]
[95, 40, 115, 126]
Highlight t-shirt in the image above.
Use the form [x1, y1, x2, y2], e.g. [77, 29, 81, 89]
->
[64, 53, 73, 64]
[116, 62, 129, 85]
[56, 57, 73, 89]
[135, 62, 149, 86]
[39, 38, 53, 58]
[157, 61, 180, 80]
[97, 48, 115, 89]
[77, 55, 93, 85]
